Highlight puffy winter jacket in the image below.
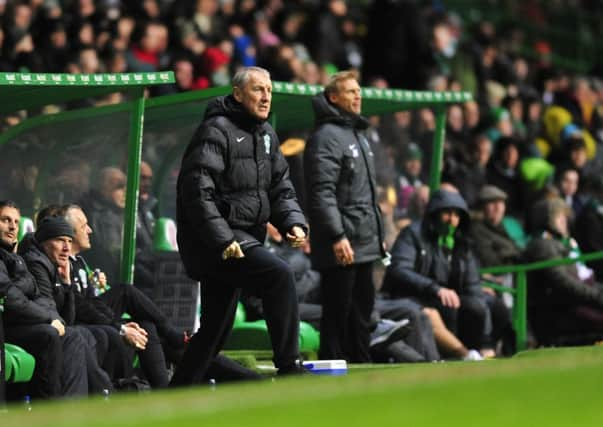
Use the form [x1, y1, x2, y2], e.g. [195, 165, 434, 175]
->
[21, 242, 76, 325]
[1, 243, 62, 326]
[304, 93, 383, 269]
[177, 95, 306, 279]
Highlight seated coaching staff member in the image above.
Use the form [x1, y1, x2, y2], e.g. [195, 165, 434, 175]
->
[173, 66, 308, 385]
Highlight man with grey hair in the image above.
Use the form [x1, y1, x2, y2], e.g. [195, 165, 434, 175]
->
[173, 66, 309, 384]
[79, 166, 127, 284]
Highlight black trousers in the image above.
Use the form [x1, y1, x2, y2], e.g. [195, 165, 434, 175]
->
[319, 262, 375, 363]
[85, 324, 134, 380]
[100, 283, 181, 388]
[5, 325, 88, 398]
[101, 283, 182, 346]
[171, 246, 300, 386]
[73, 326, 113, 394]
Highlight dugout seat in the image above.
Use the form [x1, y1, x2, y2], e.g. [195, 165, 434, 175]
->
[4, 344, 35, 383]
[224, 303, 320, 353]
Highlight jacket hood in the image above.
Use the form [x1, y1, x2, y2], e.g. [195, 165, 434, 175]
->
[530, 197, 570, 236]
[311, 92, 369, 130]
[204, 95, 267, 130]
[425, 189, 471, 232]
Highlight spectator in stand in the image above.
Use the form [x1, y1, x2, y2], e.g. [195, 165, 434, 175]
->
[383, 189, 489, 360]
[112, 15, 136, 52]
[555, 167, 584, 221]
[394, 143, 424, 222]
[39, 20, 70, 73]
[79, 167, 127, 285]
[470, 186, 518, 354]
[502, 95, 527, 140]
[487, 137, 524, 220]
[312, 0, 349, 70]
[471, 186, 522, 267]
[448, 134, 492, 209]
[126, 21, 170, 72]
[463, 100, 482, 139]
[524, 198, 603, 345]
[574, 175, 603, 280]
[181, 0, 226, 45]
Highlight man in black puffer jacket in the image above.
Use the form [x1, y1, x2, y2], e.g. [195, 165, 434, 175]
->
[173, 66, 308, 384]
[304, 70, 384, 362]
[20, 216, 113, 395]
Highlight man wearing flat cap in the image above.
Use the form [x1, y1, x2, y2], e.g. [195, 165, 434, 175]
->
[470, 185, 522, 268]
[469, 186, 517, 354]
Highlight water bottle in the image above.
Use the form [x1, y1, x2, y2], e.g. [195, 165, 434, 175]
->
[208, 378, 216, 391]
[23, 395, 32, 412]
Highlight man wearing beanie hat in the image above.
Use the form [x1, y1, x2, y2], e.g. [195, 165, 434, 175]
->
[1, 201, 89, 398]
[20, 215, 113, 395]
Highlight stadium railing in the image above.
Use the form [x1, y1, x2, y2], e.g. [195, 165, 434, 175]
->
[480, 250, 603, 351]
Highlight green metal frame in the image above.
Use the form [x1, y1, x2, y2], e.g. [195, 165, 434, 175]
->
[0, 72, 175, 284]
[121, 89, 146, 284]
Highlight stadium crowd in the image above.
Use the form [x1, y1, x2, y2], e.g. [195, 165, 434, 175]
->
[2, 0, 603, 401]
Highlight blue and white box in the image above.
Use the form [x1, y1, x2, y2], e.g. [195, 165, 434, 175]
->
[302, 360, 348, 375]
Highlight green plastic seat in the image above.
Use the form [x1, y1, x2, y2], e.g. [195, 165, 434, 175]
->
[502, 216, 529, 249]
[224, 319, 320, 353]
[153, 217, 178, 251]
[18, 216, 35, 242]
[234, 302, 247, 325]
[4, 343, 36, 383]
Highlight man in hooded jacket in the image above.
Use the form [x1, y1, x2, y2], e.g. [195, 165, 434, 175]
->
[304, 70, 385, 362]
[173, 66, 308, 384]
[383, 189, 489, 354]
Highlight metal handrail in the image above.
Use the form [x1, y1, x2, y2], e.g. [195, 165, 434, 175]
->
[480, 250, 603, 351]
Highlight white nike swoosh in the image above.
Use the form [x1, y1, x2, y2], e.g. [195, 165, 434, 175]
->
[236, 137, 245, 142]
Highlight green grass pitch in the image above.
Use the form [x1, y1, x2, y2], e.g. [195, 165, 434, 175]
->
[3, 346, 602, 426]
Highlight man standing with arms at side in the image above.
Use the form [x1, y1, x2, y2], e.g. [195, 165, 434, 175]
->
[304, 71, 385, 362]
[173, 66, 308, 385]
